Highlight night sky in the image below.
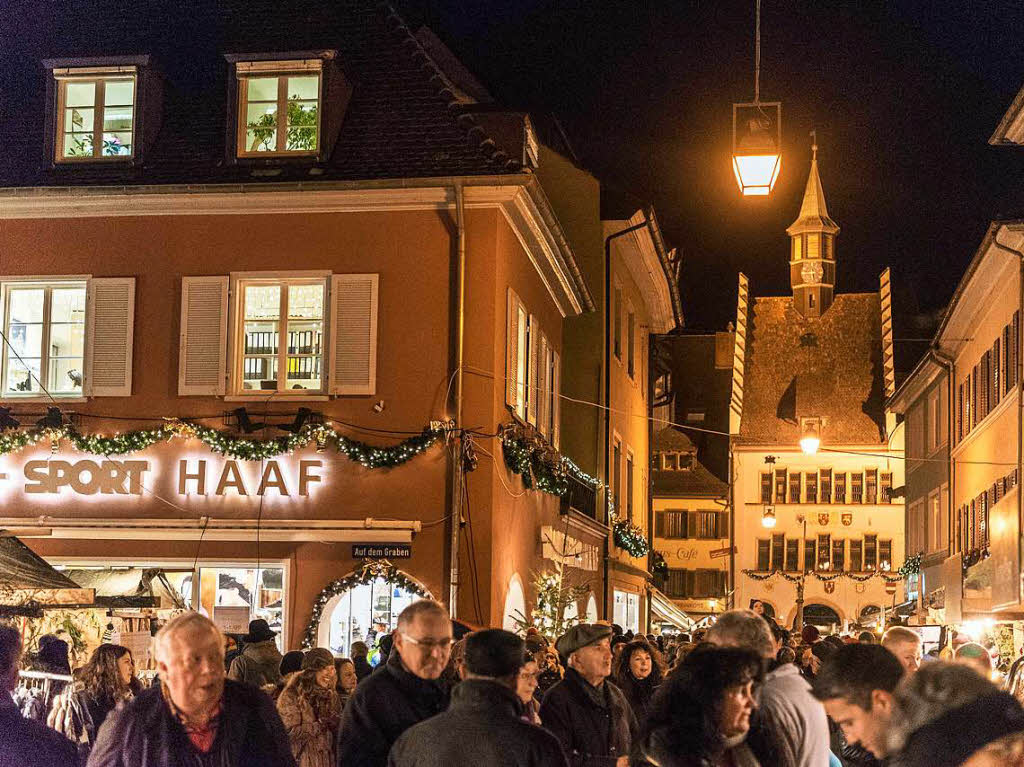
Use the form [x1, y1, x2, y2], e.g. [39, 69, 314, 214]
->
[403, 1, 1024, 366]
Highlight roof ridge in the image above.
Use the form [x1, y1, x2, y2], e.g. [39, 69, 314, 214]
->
[380, 3, 519, 173]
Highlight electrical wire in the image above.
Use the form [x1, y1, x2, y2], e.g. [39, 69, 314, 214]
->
[475, 443, 528, 498]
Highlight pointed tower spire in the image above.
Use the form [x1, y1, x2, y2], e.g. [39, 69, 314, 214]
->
[787, 132, 839, 318]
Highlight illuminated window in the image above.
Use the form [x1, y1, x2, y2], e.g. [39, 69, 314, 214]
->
[54, 70, 136, 161]
[2, 283, 86, 396]
[237, 279, 325, 394]
[237, 61, 321, 156]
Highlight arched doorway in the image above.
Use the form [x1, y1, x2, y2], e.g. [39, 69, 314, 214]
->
[314, 567, 430, 654]
[503, 574, 526, 632]
[585, 593, 599, 623]
[804, 603, 842, 629]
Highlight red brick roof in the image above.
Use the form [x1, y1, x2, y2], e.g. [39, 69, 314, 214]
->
[738, 293, 886, 445]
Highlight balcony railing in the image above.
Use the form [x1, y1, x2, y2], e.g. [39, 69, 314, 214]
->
[560, 472, 598, 520]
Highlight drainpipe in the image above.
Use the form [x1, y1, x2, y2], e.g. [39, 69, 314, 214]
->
[991, 229, 1024, 611]
[603, 219, 648, 621]
[448, 183, 466, 619]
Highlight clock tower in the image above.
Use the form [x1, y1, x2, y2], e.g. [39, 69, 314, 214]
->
[787, 139, 839, 318]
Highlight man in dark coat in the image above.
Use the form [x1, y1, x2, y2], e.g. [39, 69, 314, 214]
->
[87, 612, 294, 767]
[540, 624, 638, 767]
[388, 629, 568, 767]
[351, 641, 374, 681]
[337, 600, 453, 767]
[0, 625, 79, 767]
[228, 619, 284, 689]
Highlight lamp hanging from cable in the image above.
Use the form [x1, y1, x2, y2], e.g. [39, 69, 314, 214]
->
[732, 0, 782, 196]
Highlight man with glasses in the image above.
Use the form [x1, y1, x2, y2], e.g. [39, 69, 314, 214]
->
[338, 600, 453, 767]
[388, 629, 568, 767]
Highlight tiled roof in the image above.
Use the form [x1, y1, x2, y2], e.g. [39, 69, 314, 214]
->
[0, 0, 523, 187]
[738, 294, 886, 445]
[653, 426, 696, 453]
[653, 458, 728, 499]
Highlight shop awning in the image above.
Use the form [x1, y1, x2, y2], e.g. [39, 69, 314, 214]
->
[0, 517, 420, 543]
[649, 587, 694, 630]
[0, 531, 94, 606]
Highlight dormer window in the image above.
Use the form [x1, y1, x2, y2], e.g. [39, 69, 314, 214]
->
[236, 60, 322, 156]
[53, 67, 136, 161]
[663, 453, 678, 471]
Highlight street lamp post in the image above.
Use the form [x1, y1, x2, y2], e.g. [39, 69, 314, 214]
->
[795, 513, 807, 632]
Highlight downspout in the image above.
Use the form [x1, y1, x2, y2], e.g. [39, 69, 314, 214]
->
[990, 231, 1024, 612]
[448, 183, 466, 618]
[603, 219, 648, 621]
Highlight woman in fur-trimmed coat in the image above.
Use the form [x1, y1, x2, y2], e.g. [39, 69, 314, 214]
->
[276, 649, 341, 767]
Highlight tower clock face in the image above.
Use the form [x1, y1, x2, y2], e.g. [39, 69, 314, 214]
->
[801, 261, 824, 284]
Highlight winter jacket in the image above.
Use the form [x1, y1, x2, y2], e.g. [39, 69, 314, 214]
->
[759, 663, 830, 767]
[539, 668, 639, 767]
[85, 679, 295, 767]
[276, 683, 340, 767]
[229, 640, 284, 689]
[613, 673, 659, 725]
[353, 656, 373, 681]
[387, 679, 568, 767]
[337, 648, 450, 767]
[48, 684, 96, 762]
[0, 694, 79, 767]
[630, 727, 760, 767]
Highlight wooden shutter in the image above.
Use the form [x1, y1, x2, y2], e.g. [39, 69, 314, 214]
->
[655, 512, 665, 537]
[552, 348, 561, 449]
[179, 276, 229, 396]
[505, 288, 520, 409]
[85, 277, 135, 397]
[329, 274, 378, 395]
[537, 335, 549, 436]
[686, 511, 697, 538]
[527, 314, 539, 425]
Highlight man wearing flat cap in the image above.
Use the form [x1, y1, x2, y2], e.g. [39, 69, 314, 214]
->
[539, 624, 638, 767]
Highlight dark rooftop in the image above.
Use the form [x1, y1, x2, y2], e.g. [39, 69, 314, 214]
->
[653, 458, 728, 499]
[0, 0, 526, 188]
[738, 293, 886, 445]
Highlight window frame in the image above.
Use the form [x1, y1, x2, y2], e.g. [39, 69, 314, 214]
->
[235, 59, 324, 158]
[627, 305, 636, 379]
[52, 67, 138, 164]
[625, 447, 635, 520]
[1, 278, 89, 399]
[230, 272, 329, 397]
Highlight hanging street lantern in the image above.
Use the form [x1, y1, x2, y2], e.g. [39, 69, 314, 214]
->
[732, 0, 782, 196]
[800, 416, 822, 455]
[761, 504, 777, 529]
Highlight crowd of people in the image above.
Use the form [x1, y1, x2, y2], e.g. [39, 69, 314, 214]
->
[2, 603, 1024, 766]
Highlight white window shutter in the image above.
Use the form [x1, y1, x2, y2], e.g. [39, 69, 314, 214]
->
[179, 276, 229, 396]
[537, 335, 549, 436]
[552, 349, 561, 449]
[527, 314, 539, 426]
[85, 277, 135, 397]
[506, 288, 519, 410]
[329, 274, 378, 395]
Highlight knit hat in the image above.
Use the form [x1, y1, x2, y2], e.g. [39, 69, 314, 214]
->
[801, 625, 821, 644]
[302, 648, 335, 671]
[464, 629, 525, 678]
[898, 693, 1024, 767]
[280, 650, 304, 675]
[556, 624, 613, 659]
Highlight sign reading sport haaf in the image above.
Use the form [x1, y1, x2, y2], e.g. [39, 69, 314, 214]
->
[4, 456, 324, 498]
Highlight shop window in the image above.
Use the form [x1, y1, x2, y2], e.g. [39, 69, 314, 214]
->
[613, 590, 640, 633]
[54, 70, 136, 161]
[324, 575, 423, 658]
[196, 566, 285, 651]
[236, 62, 321, 156]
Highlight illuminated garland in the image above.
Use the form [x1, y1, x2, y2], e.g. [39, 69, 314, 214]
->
[611, 514, 650, 557]
[301, 559, 430, 649]
[499, 425, 569, 495]
[742, 569, 904, 584]
[898, 553, 922, 578]
[0, 420, 443, 468]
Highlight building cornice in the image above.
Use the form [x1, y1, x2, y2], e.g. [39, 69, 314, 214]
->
[0, 176, 592, 317]
[991, 83, 1024, 145]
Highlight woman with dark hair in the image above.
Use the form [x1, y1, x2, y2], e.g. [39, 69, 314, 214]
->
[49, 643, 138, 761]
[614, 640, 665, 724]
[276, 647, 341, 767]
[335, 657, 358, 707]
[633, 645, 764, 767]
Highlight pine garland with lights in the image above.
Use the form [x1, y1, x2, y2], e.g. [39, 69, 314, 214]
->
[0, 420, 443, 466]
[611, 514, 650, 558]
[301, 559, 430, 650]
[742, 569, 904, 584]
[898, 553, 922, 578]
[499, 425, 569, 495]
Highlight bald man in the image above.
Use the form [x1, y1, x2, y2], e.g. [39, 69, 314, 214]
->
[87, 612, 295, 767]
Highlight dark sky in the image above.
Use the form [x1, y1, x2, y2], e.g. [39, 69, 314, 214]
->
[402, 1, 1024, 361]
